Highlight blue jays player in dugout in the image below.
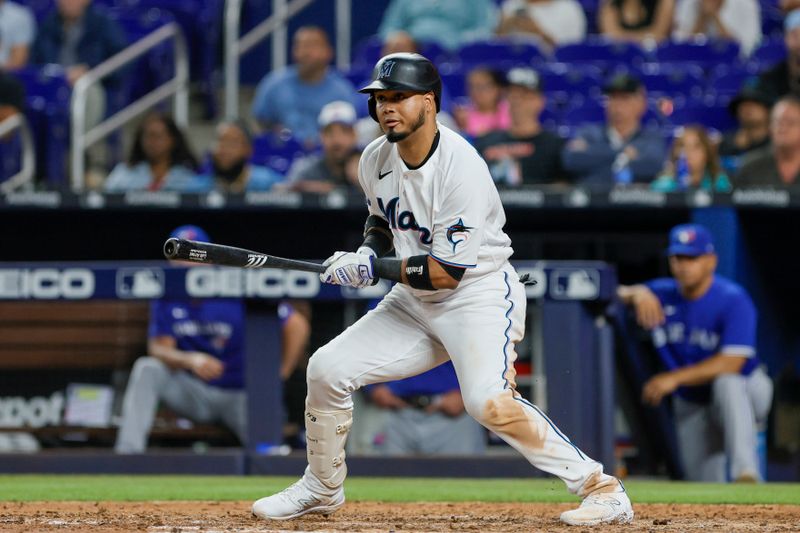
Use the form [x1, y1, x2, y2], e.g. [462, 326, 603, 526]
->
[252, 53, 633, 526]
[618, 224, 773, 482]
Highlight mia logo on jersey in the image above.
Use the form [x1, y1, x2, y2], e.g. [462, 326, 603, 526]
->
[378, 60, 396, 80]
[377, 196, 432, 245]
[446, 218, 473, 252]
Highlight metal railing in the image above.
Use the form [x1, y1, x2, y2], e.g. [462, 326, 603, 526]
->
[0, 113, 36, 194]
[71, 22, 189, 191]
[224, 0, 353, 120]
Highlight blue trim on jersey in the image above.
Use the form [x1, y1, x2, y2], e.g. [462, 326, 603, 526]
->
[516, 396, 587, 461]
[501, 271, 513, 390]
[498, 271, 587, 461]
[429, 252, 477, 269]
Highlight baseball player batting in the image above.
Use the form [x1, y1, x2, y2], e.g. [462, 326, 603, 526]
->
[251, 53, 633, 526]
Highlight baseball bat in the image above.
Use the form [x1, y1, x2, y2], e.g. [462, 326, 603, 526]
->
[163, 238, 326, 274]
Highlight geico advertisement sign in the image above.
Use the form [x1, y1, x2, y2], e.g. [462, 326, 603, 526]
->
[0, 269, 94, 299]
[186, 268, 320, 298]
[0, 393, 64, 428]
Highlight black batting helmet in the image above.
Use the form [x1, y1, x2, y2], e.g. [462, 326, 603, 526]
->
[359, 53, 442, 122]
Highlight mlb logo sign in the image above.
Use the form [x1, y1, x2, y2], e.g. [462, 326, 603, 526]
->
[677, 229, 696, 243]
[116, 268, 165, 299]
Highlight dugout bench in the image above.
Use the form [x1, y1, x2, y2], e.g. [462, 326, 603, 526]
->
[0, 260, 618, 475]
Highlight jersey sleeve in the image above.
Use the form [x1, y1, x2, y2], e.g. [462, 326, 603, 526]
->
[358, 144, 385, 219]
[429, 155, 489, 268]
[719, 290, 757, 357]
[148, 300, 174, 338]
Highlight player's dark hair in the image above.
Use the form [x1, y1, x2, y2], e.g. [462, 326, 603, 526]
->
[128, 111, 199, 171]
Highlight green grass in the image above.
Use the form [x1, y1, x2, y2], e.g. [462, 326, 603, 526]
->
[0, 476, 798, 504]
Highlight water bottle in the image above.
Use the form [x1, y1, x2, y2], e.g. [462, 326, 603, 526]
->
[675, 151, 691, 189]
[612, 152, 632, 185]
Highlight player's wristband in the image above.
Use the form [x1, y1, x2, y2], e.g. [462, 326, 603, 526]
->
[373, 255, 435, 290]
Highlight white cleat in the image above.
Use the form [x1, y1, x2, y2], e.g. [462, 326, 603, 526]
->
[252, 476, 345, 521]
[560, 487, 634, 526]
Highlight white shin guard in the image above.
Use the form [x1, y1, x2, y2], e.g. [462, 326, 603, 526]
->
[305, 403, 353, 489]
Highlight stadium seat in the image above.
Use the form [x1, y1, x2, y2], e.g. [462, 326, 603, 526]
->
[708, 66, 761, 103]
[457, 39, 545, 69]
[251, 133, 307, 175]
[667, 104, 737, 132]
[554, 37, 649, 69]
[636, 63, 705, 100]
[654, 38, 740, 67]
[751, 37, 788, 69]
[540, 64, 603, 106]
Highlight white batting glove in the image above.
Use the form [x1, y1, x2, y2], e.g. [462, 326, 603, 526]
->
[320, 251, 375, 288]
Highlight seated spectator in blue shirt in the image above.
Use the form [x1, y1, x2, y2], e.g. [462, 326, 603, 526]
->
[105, 112, 200, 192]
[284, 101, 359, 193]
[115, 226, 312, 453]
[32, 0, 126, 131]
[0, 72, 26, 182]
[651, 125, 732, 192]
[193, 120, 284, 193]
[617, 224, 773, 482]
[251, 26, 357, 148]
[561, 73, 665, 187]
[365, 361, 486, 455]
[0, 0, 36, 69]
[377, 0, 497, 51]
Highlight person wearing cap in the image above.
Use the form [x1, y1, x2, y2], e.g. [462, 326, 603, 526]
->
[475, 67, 567, 186]
[284, 100, 359, 193]
[672, 0, 762, 57]
[736, 94, 800, 186]
[115, 226, 312, 453]
[617, 223, 773, 482]
[251, 26, 358, 147]
[755, 9, 800, 104]
[561, 73, 666, 186]
[0, 0, 35, 69]
[718, 83, 772, 166]
[193, 120, 284, 193]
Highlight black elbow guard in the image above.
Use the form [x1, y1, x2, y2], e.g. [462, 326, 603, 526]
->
[362, 215, 394, 257]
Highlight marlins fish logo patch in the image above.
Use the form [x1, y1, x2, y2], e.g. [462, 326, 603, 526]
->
[446, 218, 474, 253]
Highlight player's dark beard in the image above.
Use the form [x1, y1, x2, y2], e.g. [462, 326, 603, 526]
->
[386, 109, 426, 143]
[212, 158, 246, 183]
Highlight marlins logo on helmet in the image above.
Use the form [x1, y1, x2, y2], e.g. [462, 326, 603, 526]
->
[446, 218, 473, 253]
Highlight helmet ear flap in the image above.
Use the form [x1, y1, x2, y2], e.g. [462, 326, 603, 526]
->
[368, 94, 378, 122]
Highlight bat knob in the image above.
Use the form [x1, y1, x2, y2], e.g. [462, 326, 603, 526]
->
[163, 238, 180, 259]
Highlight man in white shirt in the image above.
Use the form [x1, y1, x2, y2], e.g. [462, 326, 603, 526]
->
[497, 0, 587, 48]
[673, 0, 762, 57]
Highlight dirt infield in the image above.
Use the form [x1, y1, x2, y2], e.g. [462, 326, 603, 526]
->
[1, 501, 797, 532]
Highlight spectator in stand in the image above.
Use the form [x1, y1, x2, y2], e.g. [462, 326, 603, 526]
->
[618, 223, 772, 482]
[755, 9, 800, 105]
[718, 86, 772, 174]
[194, 121, 284, 193]
[672, 0, 762, 57]
[599, 0, 675, 44]
[736, 95, 800, 186]
[651, 125, 732, 192]
[284, 101, 358, 193]
[0, 0, 36, 69]
[561, 73, 666, 186]
[453, 67, 511, 138]
[365, 361, 486, 456]
[496, 0, 587, 49]
[105, 112, 199, 192]
[251, 26, 357, 148]
[343, 147, 363, 191]
[31, 0, 126, 130]
[0, 72, 25, 181]
[475, 67, 566, 186]
[377, 0, 497, 51]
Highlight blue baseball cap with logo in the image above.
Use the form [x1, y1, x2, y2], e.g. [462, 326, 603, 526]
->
[170, 225, 210, 243]
[667, 224, 715, 257]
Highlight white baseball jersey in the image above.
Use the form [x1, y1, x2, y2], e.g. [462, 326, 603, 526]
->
[358, 123, 514, 298]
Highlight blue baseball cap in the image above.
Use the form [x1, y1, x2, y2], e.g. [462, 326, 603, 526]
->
[667, 224, 715, 257]
[170, 225, 210, 243]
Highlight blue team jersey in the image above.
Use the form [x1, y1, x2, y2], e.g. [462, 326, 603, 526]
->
[149, 299, 246, 389]
[385, 361, 461, 398]
[645, 276, 759, 403]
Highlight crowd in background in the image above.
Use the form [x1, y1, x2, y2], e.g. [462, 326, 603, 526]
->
[1, 0, 800, 192]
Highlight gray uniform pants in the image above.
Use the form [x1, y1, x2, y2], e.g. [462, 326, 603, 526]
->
[114, 356, 247, 453]
[382, 408, 487, 456]
[674, 367, 773, 482]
